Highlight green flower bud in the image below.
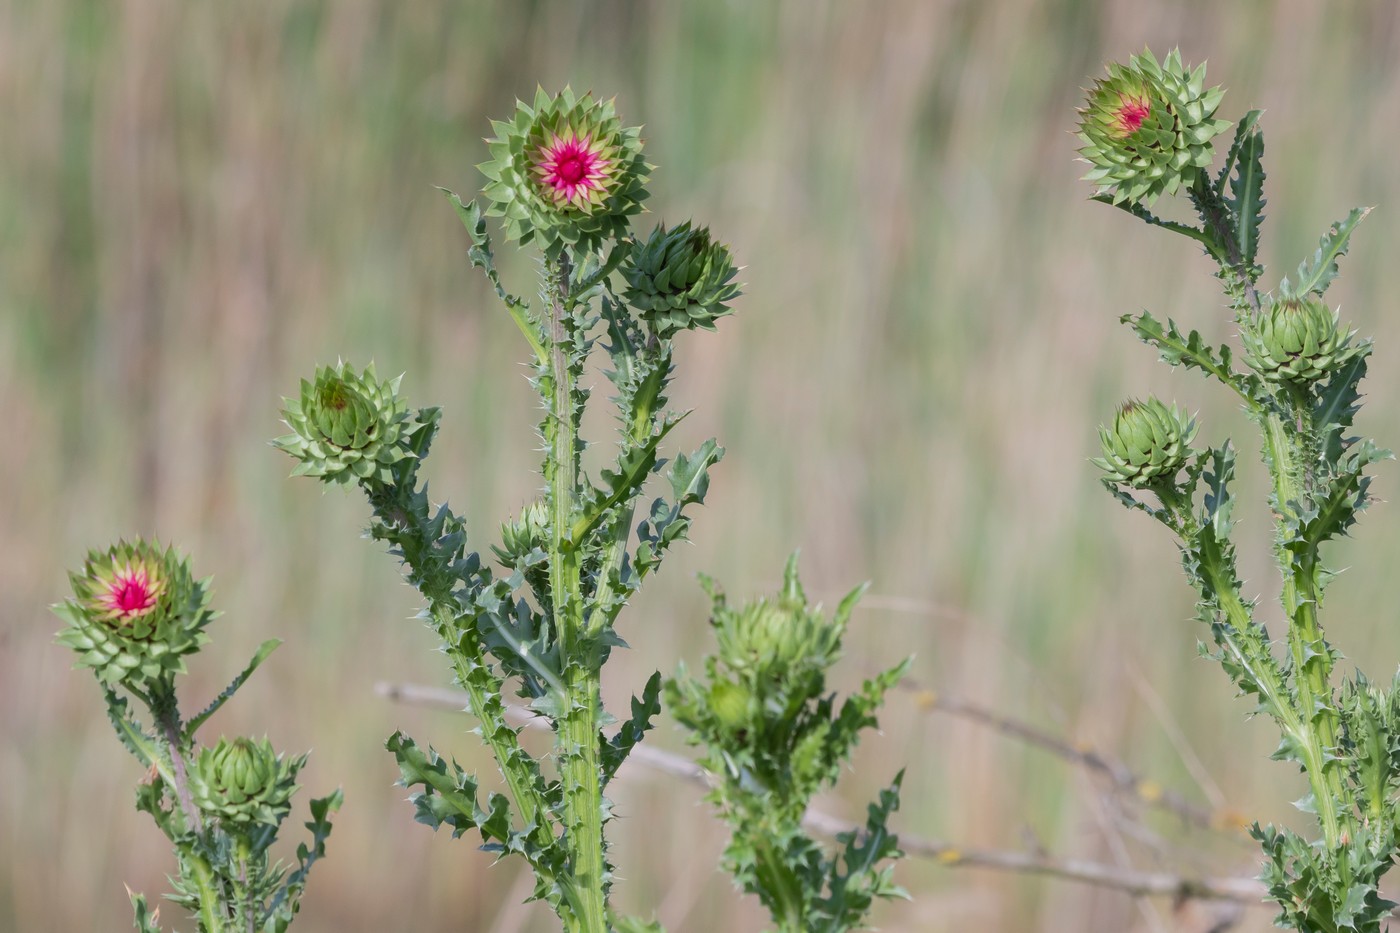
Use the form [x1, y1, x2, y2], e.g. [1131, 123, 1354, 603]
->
[1078, 48, 1231, 205]
[493, 499, 549, 567]
[274, 361, 422, 486]
[1241, 296, 1354, 385]
[55, 540, 214, 688]
[711, 555, 844, 684]
[622, 222, 741, 336]
[1093, 398, 1197, 489]
[190, 736, 303, 830]
[479, 87, 649, 255]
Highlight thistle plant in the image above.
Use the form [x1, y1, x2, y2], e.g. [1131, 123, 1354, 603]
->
[667, 555, 909, 933]
[54, 540, 340, 932]
[1082, 49, 1397, 931]
[275, 87, 744, 932]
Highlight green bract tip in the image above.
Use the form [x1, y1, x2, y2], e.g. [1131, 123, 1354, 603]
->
[274, 361, 424, 487]
[55, 540, 214, 688]
[623, 222, 741, 336]
[479, 87, 650, 255]
[1078, 48, 1231, 205]
[190, 736, 304, 831]
[1241, 296, 1356, 385]
[1093, 397, 1197, 489]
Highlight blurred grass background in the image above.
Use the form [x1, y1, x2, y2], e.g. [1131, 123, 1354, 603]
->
[4, 1, 1400, 930]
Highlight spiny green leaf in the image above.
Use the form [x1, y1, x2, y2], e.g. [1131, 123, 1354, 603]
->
[601, 672, 662, 785]
[1225, 126, 1265, 275]
[184, 639, 281, 741]
[1281, 206, 1370, 299]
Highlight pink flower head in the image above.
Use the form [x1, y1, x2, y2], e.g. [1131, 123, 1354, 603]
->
[1110, 93, 1151, 138]
[530, 129, 613, 210]
[94, 561, 165, 624]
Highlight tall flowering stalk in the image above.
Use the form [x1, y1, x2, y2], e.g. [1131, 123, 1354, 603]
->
[277, 88, 744, 932]
[54, 541, 339, 932]
[1081, 49, 1397, 930]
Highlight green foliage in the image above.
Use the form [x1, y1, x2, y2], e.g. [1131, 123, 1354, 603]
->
[278, 90, 745, 933]
[54, 540, 338, 932]
[1083, 56, 1400, 931]
[667, 556, 910, 933]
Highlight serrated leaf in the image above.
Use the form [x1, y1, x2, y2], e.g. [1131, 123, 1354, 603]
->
[184, 639, 281, 741]
[1226, 127, 1266, 274]
[1092, 195, 1225, 261]
[1283, 206, 1370, 298]
[1217, 110, 1263, 186]
[570, 416, 686, 545]
[601, 672, 662, 785]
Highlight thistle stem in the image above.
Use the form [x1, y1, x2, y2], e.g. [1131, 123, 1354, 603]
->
[1262, 412, 1354, 855]
[151, 692, 228, 932]
[544, 254, 608, 933]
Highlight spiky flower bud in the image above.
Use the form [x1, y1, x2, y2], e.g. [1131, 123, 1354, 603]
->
[1093, 398, 1197, 488]
[190, 736, 303, 831]
[1078, 48, 1231, 205]
[623, 222, 741, 336]
[711, 555, 844, 686]
[1241, 296, 1354, 385]
[493, 500, 549, 567]
[56, 540, 214, 687]
[274, 361, 422, 486]
[479, 87, 649, 255]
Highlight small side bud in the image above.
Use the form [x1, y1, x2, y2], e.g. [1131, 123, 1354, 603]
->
[190, 736, 304, 832]
[623, 222, 741, 336]
[274, 361, 423, 487]
[1093, 397, 1197, 489]
[1241, 296, 1354, 385]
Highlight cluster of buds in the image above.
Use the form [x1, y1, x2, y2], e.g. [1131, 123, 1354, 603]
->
[55, 540, 214, 688]
[274, 361, 423, 487]
[1077, 48, 1231, 205]
[1241, 296, 1356, 385]
[1093, 398, 1197, 490]
[190, 736, 304, 833]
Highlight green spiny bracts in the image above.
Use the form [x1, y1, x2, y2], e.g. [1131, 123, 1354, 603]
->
[274, 361, 422, 486]
[480, 87, 649, 255]
[710, 553, 843, 683]
[1241, 296, 1355, 385]
[1093, 397, 1197, 489]
[1077, 48, 1231, 205]
[622, 222, 741, 336]
[493, 499, 550, 568]
[55, 540, 214, 687]
[190, 736, 304, 831]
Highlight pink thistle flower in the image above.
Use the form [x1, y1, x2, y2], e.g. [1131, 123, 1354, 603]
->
[94, 562, 165, 624]
[530, 130, 612, 210]
[1110, 93, 1151, 138]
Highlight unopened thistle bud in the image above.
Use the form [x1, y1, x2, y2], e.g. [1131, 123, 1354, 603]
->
[1078, 48, 1231, 205]
[1241, 296, 1354, 385]
[190, 736, 303, 831]
[623, 222, 741, 336]
[1093, 397, 1197, 489]
[479, 87, 649, 255]
[274, 361, 422, 486]
[56, 540, 214, 687]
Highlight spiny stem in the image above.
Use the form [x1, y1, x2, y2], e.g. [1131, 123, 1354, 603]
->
[152, 691, 228, 932]
[1262, 412, 1354, 856]
[544, 254, 608, 933]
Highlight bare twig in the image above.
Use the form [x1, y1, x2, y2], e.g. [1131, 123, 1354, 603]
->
[900, 679, 1246, 835]
[375, 680, 1268, 907]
